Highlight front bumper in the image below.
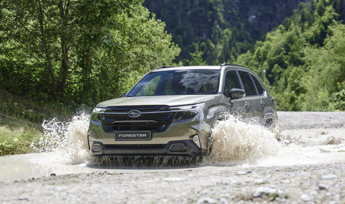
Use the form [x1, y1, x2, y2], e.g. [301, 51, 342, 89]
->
[89, 140, 207, 157]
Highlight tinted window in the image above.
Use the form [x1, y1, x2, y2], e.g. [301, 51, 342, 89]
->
[238, 71, 257, 96]
[223, 71, 242, 97]
[251, 75, 265, 95]
[128, 69, 220, 96]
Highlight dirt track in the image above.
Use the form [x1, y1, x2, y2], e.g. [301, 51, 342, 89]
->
[0, 112, 345, 204]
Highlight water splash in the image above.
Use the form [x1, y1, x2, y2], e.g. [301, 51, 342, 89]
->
[90, 155, 201, 167]
[33, 112, 345, 167]
[206, 115, 280, 164]
[206, 114, 345, 166]
[31, 113, 91, 164]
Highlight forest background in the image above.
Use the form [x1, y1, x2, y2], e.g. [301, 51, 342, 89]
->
[0, 0, 345, 154]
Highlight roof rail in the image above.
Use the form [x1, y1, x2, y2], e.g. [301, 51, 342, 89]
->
[156, 65, 175, 69]
[220, 63, 242, 67]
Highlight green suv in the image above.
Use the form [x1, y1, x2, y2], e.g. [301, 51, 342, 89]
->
[88, 64, 277, 157]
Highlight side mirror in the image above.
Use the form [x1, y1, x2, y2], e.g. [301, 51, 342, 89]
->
[229, 88, 246, 100]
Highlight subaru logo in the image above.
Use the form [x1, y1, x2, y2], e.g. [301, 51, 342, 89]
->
[128, 110, 141, 118]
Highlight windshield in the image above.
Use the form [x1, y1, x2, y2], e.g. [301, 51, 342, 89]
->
[127, 69, 220, 96]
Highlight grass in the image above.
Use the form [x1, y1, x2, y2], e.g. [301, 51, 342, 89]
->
[0, 115, 43, 156]
[0, 88, 74, 124]
[0, 88, 87, 156]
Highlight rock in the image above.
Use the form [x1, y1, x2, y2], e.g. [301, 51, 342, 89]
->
[163, 177, 184, 181]
[50, 173, 57, 177]
[319, 184, 327, 190]
[219, 198, 228, 204]
[18, 197, 29, 201]
[197, 197, 218, 204]
[320, 148, 331, 153]
[253, 187, 279, 198]
[301, 194, 310, 202]
[322, 174, 337, 180]
[325, 136, 341, 145]
[254, 179, 266, 185]
[236, 171, 251, 175]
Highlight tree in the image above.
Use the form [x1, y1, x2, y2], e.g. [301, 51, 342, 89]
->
[0, 0, 140, 99]
[0, 1, 180, 104]
[234, 0, 344, 111]
[186, 43, 206, 66]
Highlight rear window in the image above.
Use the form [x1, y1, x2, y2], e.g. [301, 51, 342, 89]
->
[251, 75, 265, 95]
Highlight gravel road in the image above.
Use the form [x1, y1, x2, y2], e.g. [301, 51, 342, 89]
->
[0, 112, 345, 204]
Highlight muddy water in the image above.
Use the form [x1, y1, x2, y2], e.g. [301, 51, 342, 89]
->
[0, 112, 345, 182]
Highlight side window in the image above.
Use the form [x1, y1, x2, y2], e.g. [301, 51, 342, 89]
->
[223, 70, 242, 97]
[238, 71, 257, 96]
[136, 75, 161, 96]
[251, 75, 265, 95]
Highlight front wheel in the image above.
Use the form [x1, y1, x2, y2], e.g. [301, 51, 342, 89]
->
[263, 113, 277, 128]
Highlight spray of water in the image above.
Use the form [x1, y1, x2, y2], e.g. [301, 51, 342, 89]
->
[207, 115, 281, 164]
[33, 112, 344, 167]
[207, 114, 345, 166]
[31, 113, 91, 164]
[91, 155, 202, 167]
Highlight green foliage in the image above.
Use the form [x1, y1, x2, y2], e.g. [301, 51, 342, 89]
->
[0, 2, 181, 159]
[186, 43, 207, 66]
[144, 0, 302, 64]
[0, 118, 43, 156]
[329, 82, 345, 111]
[144, 0, 345, 111]
[235, 0, 345, 111]
[0, 1, 180, 108]
[301, 21, 345, 110]
[1, 0, 140, 98]
[87, 5, 181, 101]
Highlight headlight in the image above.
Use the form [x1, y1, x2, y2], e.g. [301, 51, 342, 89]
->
[91, 107, 107, 122]
[92, 107, 107, 113]
[172, 103, 205, 120]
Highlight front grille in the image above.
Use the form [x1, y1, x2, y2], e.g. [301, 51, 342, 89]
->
[102, 113, 172, 122]
[101, 108, 175, 133]
[104, 144, 166, 149]
[104, 121, 169, 132]
[106, 105, 169, 112]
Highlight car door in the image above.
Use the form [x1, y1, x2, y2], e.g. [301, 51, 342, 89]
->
[223, 70, 247, 116]
[250, 73, 270, 112]
[237, 71, 262, 123]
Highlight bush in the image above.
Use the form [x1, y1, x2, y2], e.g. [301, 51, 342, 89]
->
[329, 82, 345, 111]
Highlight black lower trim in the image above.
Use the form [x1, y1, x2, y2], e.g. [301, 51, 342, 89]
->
[91, 140, 207, 157]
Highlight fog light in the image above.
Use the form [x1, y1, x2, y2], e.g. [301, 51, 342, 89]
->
[169, 143, 187, 152]
[192, 135, 201, 148]
[92, 144, 102, 152]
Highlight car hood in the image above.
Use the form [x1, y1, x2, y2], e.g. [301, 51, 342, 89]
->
[97, 95, 218, 107]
